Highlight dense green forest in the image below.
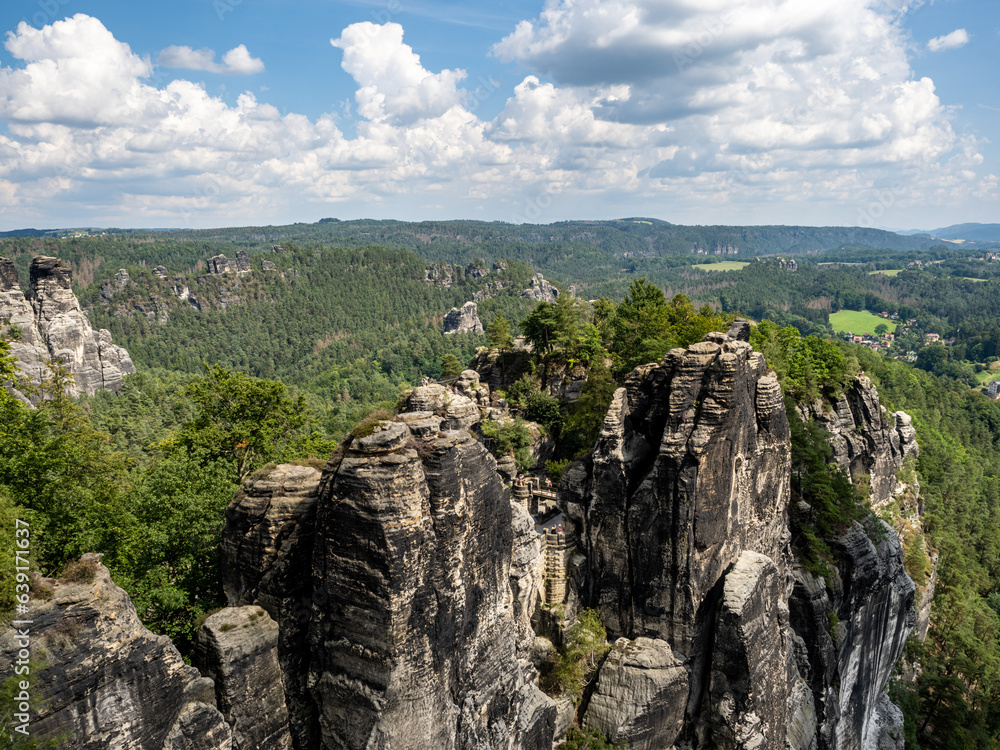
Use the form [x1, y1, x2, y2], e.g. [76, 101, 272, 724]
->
[4, 224, 1000, 747]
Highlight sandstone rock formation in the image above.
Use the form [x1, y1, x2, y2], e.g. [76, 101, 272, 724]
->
[220, 463, 322, 749]
[4, 327, 923, 750]
[443, 300, 485, 334]
[562, 330, 916, 750]
[195, 606, 292, 750]
[215, 423, 556, 750]
[521, 273, 559, 303]
[0, 256, 135, 399]
[308, 420, 555, 749]
[799, 375, 918, 509]
[0, 554, 232, 750]
[208, 251, 250, 274]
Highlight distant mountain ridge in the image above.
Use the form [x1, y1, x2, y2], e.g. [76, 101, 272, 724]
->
[928, 223, 1000, 242]
[1, 219, 944, 256]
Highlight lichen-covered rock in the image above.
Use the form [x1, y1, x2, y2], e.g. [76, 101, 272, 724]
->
[0, 256, 135, 399]
[583, 637, 689, 750]
[195, 607, 292, 750]
[443, 300, 485, 334]
[0, 554, 231, 749]
[308, 420, 555, 749]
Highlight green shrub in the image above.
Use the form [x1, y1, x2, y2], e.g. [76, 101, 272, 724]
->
[564, 727, 627, 750]
[480, 419, 533, 471]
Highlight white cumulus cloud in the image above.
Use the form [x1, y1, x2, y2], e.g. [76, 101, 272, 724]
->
[0, 10, 990, 228]
[927, 28, 969, 52]
[158, 43, 265, 74]
[331, 23, 467, 124]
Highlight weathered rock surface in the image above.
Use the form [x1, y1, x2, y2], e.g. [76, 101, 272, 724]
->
[308, 420, 555, 749]
[566, 335, 790, 649]
[584, 637, 689, 749]
[0, 256, 135, 399]
[521, 273, 559, 303]
[405, 382, 482, 430]
[220, 463, 322, 749]
[443, 300, 485, 334]
[788, 525, 915, 750]
[510, 501, 544, 660]
[566, 331, 915, 750]
[799, 376, 918, 508]
[0, 554, 231, 749]
[707, 551, 787, 750]
[195, 606, 292, 750]
[208, 251, 250, 274]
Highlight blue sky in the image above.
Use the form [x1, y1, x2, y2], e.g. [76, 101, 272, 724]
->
[0, 0, 996, 231]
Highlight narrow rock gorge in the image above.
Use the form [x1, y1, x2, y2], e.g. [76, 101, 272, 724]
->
[1, 327, 920, 750]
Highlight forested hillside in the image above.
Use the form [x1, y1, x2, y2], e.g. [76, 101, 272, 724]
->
[4, 224, 1000, 747]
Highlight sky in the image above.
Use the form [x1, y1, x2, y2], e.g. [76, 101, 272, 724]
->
[0, 0, 997, 231]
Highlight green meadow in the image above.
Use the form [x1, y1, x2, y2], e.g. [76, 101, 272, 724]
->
[829, 309, 890, 336]
[692, 261, 750, 272]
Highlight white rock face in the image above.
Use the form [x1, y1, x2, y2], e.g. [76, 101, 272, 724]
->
[584, 637, 689, 749]
[0, 256, 135, 399]
[443, 300, 484, 334]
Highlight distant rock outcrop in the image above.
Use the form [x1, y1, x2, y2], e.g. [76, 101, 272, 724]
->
[443, 300, 484, 334]
[208, 251, 250, 274]
[0, 256, 135, 399]
[521, 273, 559, 303]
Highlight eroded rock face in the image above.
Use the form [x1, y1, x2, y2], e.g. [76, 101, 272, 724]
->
[568, 331, 915, 750]
[566, 334, 790, 650]
[0, 256, 135, 399]
[443, 300, 485, 334]
[308, 420, 555, 749]
[788, 525, 915, 750]
[208, 251, 250, 274]
[521, 273, 559, 303]
[195, 607, 292, 750]
[799, 376, 918, 508]
[405, 382, 482, 430]
[0, 554, 231, 750]
[220, 463, 322, 750]
[584, 637, 689, 749]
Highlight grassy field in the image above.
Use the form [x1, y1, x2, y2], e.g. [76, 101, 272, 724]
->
[976, 368, 1000, 385]
[692, 261, 750, 272]
[869, 269, 903, 277]
[829, 310, 890, 336]
[961, 277, 988, 282]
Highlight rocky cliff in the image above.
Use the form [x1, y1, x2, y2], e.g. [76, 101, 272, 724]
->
[2, 327, 922, 750]
[560, 327, 915, 749]
[217, 404, 555, 749]
[443, 300, 485, 334]
[0, 554, 232, 750]
[0, 256, 135, 399]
